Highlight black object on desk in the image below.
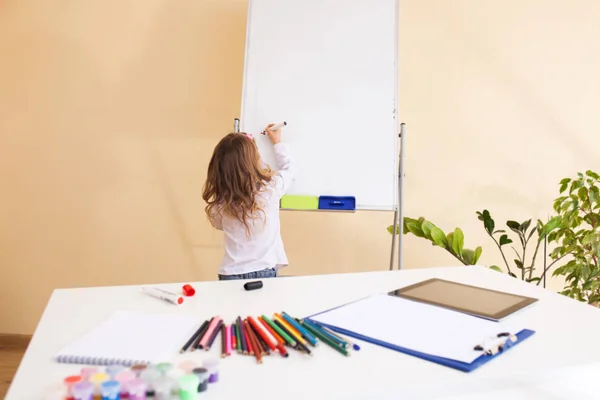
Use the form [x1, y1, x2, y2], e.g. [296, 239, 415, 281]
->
[244, 280, 263, 291]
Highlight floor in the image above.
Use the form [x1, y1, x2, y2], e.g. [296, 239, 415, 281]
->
[0, 336, 29, 399]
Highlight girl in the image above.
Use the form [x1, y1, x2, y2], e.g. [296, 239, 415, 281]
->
[202, 123, 296, 280]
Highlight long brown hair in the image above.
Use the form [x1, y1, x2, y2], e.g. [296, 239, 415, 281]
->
[202, 133, 274, 236]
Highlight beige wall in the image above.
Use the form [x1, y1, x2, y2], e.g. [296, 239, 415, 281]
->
[1, 0, 599, 334]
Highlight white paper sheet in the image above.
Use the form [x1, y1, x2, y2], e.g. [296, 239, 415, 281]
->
[310, 294, 524, 364]
[55, 310, 199, 365]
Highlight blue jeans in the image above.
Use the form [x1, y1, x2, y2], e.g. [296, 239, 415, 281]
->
[218, 268, 278, 281]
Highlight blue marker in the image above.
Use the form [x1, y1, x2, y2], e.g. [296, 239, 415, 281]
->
[281, 312, 318, 346]
[100, 380, 120, 400]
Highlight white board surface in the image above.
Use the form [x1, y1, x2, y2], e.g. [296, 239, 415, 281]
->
[240, 0, 398, 210]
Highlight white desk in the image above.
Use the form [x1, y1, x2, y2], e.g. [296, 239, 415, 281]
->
[7, 266, 600, 399]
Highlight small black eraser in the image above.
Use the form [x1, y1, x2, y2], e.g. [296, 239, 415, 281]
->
[244, 280, 263, 291]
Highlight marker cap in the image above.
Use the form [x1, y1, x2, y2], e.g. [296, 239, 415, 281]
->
[202, 358, 219, 373]
[191, 367, 209, 381]
[182, 284, 195, 296]
[80, 367, 98, 380]
[63, 375, 82, 395]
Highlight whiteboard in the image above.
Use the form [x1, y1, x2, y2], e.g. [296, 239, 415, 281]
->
[240, 0, 398, 211]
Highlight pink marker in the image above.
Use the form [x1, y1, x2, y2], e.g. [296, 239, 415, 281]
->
[198, 317, 222, 349]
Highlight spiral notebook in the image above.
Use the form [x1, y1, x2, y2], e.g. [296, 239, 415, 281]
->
[55, 310, 198, 366]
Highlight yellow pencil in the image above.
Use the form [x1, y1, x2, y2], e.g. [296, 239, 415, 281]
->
[273, 314, 308, 347]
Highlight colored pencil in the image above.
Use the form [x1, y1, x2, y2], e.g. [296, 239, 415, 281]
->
[311, 321, 359, 350]
[235, 320, 242, 353]
[248, 319, 267, 356]
[261, 315, 296, 347]
[302, 320, 349, 356]
[244, 320, 262, 364]
[248, 317, 277, 352]
[225, 325, 232, 356]
[282, 312, 317, 346]
[274, 314, 308, 347]
[220, 324, 227, 358]
[231, 323, 237, 350]
[193, 317, 213, 350]
[205, 319, 224, 350]
[273, 318, 311, 355]
[180, 320, 208, 353]
[259, 317, 285, 346]
[245, 320, 255, 355]
[237, 317, 248, 354]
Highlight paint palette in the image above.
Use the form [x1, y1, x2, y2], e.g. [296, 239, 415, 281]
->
[61, 358, 219, 400]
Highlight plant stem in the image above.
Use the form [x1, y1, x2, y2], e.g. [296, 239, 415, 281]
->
[535, 253, 569, 286]
[527, 236, 543, 281]
[489, 234, 512, 274]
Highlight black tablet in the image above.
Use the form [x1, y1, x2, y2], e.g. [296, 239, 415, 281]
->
[389, 278, 538, 321]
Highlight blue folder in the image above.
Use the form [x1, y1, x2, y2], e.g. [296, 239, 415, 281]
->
[306, 311, 535, 373]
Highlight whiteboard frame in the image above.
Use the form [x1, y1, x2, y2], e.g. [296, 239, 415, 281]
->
[239, 0, 400, 213]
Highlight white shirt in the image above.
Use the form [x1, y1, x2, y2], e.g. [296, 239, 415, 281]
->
[210, 142, 296, 276]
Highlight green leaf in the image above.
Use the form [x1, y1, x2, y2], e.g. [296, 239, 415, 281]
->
[461, 249, 474, 265]
[559, 178, 572, 185]
[520, 219, 532, 232]
[585, 170, 600, 180]
[452, 228, 464, 256]
[508, 272, 517, 278]
[489, 265, 503, 273]
[514, 259, 524, 269]
[578, 186, 589, 202]
[560, 182, 569, 193]
[590, 186, 599, 205]
[506, 220, 521, 233]
[541, 216, 562, 236]
[429, 226, 447, 248]
[421, 221, 435, 239]
[499, 234, 512, 246]
[406, 220, 426, 238]
[526, 277, 542, 284]
[473, 246, 483, 264]
[387, 225, 396, 234]
[477, 210, 495, 234]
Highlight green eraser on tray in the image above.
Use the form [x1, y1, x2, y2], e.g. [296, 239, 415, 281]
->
[280, 195, 319, 210]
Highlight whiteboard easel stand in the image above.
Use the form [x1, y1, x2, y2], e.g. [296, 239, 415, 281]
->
[389, 122, 405, 271]
[235, 117, 405, 270]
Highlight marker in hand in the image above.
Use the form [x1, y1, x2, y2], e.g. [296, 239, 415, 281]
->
[261, 121, 287, 135]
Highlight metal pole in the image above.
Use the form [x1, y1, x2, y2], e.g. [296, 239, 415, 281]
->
[389, 209, 398, 270]
[397, 123, 406, 270]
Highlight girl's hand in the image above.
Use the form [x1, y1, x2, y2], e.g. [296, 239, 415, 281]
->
[265, 123, 281, 144]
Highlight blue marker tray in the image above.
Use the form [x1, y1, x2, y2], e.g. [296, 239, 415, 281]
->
[318, 196, 356, 211]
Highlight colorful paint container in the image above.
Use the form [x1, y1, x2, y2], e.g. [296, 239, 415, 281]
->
[178, 374, 200, 400]
[151, 377, 176, 400]
[115, 370, 136, 397]
[63, 375, 82, 398]
[178, 360, 198, 374]
[155, 362, 173, 375]
[127, 378, 148, 400]
[202, 358, 220, 383]
[72, 381, 94, 400]
[191, 367, 209, 392]
[100, 380, 121, 400]
[80, 367, 98, 381]
[106, 365, 125, 379]
[130, 364, 147, 376]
